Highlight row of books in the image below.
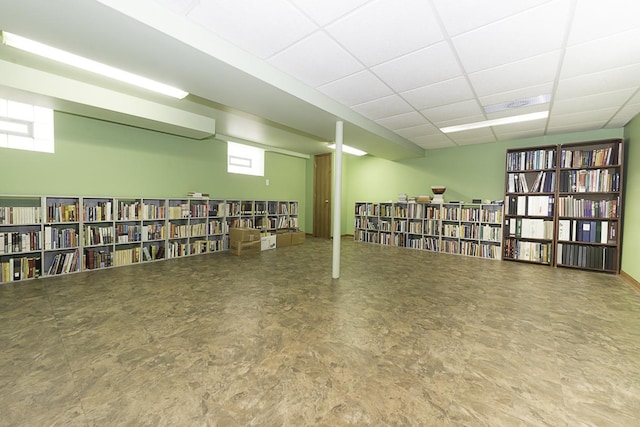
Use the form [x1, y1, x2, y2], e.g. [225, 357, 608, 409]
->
[84, 249, 111, 270]
[506, 148, 556, 172]
[506, 195, 554, 217]
[557, 219, 617, 244]
[504, 239, 552, 263]
[44, 227, 78, 250]
[558, 169, 620, 193]
[557, 243, 617, 271]
[557, 196, 619, 219]
[114, 201, 167, 221]
[507, 171, 555, 193]
[0, 231, 41, 254]
[84, 202, 113, 222]
[560, 145, 620, 169]
[0, 256, 41, 282]
[0, 206, 42, 225]
[84, 226, 114, 246]
[48, 250, 79, 275]
[116, 224, 142, 243]
[113, 247, 141, 266]
[47, 203, 78, 223]
[507, 218, 554, 240]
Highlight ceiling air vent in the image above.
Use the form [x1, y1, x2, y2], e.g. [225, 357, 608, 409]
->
[483, 94, 551, 114]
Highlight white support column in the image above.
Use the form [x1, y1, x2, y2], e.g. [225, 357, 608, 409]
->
[332, 121, 343, 279]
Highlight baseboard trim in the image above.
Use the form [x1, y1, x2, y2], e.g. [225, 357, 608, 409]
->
[620, 270, 640, 293]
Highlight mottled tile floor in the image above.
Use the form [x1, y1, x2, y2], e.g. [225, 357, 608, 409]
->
[1, 237, 640, 426]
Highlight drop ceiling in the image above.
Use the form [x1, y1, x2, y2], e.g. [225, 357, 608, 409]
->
[1, 0, 640, 160]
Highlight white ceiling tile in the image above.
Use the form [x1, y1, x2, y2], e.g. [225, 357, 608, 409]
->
[453, 134, 497, 146]
[433, 114, 487, 128]
[561, 28, 640, 78]
[420, 100, 483, 124]
[494, 129, 546, 141]
[452, 0, 570, 73]
[288, 0, 371, 26]
[154, 0, 198, 14]
[448, 127, 495, 140]
[468, 51, 560, 97]
[326, 0, 443, 66]
[491, 120, 547, 135]
[552, 88, 636, 115]
[556, 64, 640, 101]
[395, 124, 441, 139]
[478, 83, 554, 107]
[268, 32, 364, 87]
[375, 112, 428, 130]
[371, 42, 461, 92]
[568, 0, 640, 46]
[352, 94, 414, 120]
[547, 122, 605, 134]
[547, 108, 618, 129]
[401, 76, 474, 111]
[608, 102, 640, 127]
[432, 0, 552, 37]
[187, 0, 317, 58]
[557, 64, 640, 101]
[317, 70, 393, 106]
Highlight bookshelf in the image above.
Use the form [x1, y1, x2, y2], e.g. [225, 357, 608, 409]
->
[0, 196, 43, 282]
[0, 195, 300, 283]
[503, 145, 556, 266]
[502, 139, 624, 273]
[556, 139, 623, 273]
[141, 198, 166, 262]
[354, 201, 503, 261]
[45, 196, 81, 276]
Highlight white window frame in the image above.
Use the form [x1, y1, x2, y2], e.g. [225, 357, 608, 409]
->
[227, 141, 264, 176]
[0, 98, 54, 153]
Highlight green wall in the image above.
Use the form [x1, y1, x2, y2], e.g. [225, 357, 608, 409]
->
[0, 112, 308, 231]
[337, 126, 640, 280]
[623, 115, 640, 282]
[341, 128, 624, 234]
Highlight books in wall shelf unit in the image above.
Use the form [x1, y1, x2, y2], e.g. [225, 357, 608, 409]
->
[0, 195, 300, 282]
[502, 139, 624, 273]
[0, 196, 45, 282]
[354, 201, 503, 261]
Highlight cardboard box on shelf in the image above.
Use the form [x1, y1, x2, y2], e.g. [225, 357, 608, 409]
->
[276, 232, 291, 248]
[229, 240, 261, 256]
[261, 235, 276, 251]
[290, 231, 305, 245]
[229, 227, 261, 243]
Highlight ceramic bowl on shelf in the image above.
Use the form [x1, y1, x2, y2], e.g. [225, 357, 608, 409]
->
[431, 186, 446, 195]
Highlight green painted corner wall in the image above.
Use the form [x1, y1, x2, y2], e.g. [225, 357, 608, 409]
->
[622, 115, 640, 282]
[339, 127, 640, 276]
[0, 112, 308, 231]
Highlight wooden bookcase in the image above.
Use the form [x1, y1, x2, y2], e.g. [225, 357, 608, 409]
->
[556, 139, 623, 273]
[503, 138, 623, 273]
[503, 145, 556, 265]
[354, 201, 503, 261]
[0, 195, 300, 283]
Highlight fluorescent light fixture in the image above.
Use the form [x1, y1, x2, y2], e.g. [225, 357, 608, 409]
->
[440, 111, 549, 134]
[1, 31, 189, 99]
[327, 143, 367, 156]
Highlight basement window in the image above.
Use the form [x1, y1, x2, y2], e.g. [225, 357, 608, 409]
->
[227, 141, 264, 176]
[0, 98, 54, 153]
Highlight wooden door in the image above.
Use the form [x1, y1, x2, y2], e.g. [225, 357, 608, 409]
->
[313, 153, 332, 238]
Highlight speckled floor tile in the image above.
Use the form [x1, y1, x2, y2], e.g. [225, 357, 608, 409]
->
[1, 237, 639, 426]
